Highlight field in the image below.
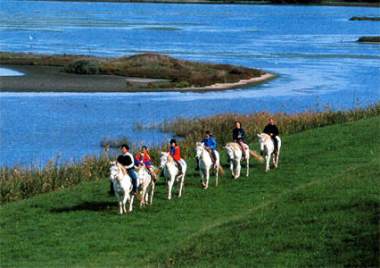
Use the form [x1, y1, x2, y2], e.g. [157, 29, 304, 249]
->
[1, 117, 379, 267]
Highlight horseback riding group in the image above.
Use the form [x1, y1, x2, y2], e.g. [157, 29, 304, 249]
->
[109, 118, 281, 214]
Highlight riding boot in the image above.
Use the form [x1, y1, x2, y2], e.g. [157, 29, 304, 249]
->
[211, 150, 217, 168]
[149, 168, 157, 182]
[175, 160, 183, 176]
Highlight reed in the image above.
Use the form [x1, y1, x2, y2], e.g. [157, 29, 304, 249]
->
[0, 156, 109, 203]
[1, 103, 379, 203]
[158, 103, 380, 151]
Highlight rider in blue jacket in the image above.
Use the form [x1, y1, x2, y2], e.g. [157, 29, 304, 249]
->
[196, 131, 217, 170]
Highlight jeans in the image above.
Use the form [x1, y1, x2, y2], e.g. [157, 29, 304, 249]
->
[127, 168, 138, 192]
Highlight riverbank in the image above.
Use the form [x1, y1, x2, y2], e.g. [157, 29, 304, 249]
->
[1, 115, 379, 267]
[2, 103, 379, 203]
[34, 0, 380, 7]
[0, 52, 274, 92]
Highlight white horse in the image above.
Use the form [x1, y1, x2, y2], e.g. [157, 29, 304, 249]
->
[257, 133, 281, 172]
[109, 161, 135, 214]
[224, 142, 250, 179]
[195, 142, 223, 189]
[135, 166, 156, 207]
[160, 152, 187, 200]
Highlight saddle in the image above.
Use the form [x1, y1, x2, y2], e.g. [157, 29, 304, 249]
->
[174, 159, 184, 177]
[204, 147, 217, 165]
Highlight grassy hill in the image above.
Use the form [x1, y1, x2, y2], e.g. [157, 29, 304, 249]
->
[1, 117, 379, 267]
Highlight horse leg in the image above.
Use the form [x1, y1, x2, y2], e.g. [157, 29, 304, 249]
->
[246, 158, 249, 177]
[140, 185, 146, 208]
[128, 194, 135, 212]
[236, 160, 241, 179]
[178, 174, 185, 197]
[200, 168, 205, 187]
[149, 182, 155, 205]
[204, 168, 209, 189]
[265, 155, 270, 172]
[215, 165, 219, 187]
[168, 178, 174, 200]
[114, 192, 122, 215]
[145, 187, 149, 204]
[119, 200, 123, 215]
[275, 149, 280, 168]
[230, 160, 235, 178]
[122, 193, 128, 214]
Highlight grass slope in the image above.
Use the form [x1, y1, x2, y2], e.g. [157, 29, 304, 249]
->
[1, 117, 379, 267]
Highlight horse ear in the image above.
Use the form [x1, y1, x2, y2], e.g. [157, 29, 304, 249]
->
[257, 134, 261, 138]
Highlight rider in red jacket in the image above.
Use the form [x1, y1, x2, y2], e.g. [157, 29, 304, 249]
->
[169, 139, 182, 174]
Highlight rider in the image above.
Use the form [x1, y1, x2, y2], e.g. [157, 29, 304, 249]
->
[135, 145, 157, 181]
[263, 117, 280, 153]
[232, 121, 247, 158]
[169, 138, 182, 175]
[117, 144, 139, 195]
[201, 130, 217, 168]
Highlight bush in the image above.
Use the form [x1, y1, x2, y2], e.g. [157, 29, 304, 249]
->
[64, 59, 101, 74]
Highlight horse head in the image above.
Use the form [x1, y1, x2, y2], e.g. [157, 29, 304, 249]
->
[160, 152, 169, 169]
[195, 142, 205, 159]
[109, 161, 119, 181]
[257, 133, 270, 154]
[224, 143, 235, 162]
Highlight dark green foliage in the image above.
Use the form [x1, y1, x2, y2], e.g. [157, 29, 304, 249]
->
[64, 59, 101, 74]
[100, 137, 130, 148]
[270, 0, 322, 4]
[358, 36, 380, 43]
[350, 16, 380, 21]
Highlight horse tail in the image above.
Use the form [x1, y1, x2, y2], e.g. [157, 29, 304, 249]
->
[250, 150, 264, 163]
[218, 165, 225, 176]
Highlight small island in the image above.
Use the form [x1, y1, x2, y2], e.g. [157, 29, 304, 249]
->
[350, 16, 380, 21]
[0, 52, 274, 92]
[357, 36, 380, 44]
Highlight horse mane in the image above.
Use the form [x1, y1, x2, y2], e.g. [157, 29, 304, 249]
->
[260, 133, 271, 142]
[116, 162, 128, 177]
[167, 154, 174, 163]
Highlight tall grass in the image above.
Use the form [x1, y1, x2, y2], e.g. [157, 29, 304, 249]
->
[0, 156, 109, 203]
[158, 103, 380, 149]
[1, 103, 379, 203]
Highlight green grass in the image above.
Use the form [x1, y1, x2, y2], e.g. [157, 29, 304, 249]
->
[1, 117, 379, 267]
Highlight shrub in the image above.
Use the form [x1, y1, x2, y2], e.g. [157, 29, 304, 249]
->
[64, 59, 101, 74]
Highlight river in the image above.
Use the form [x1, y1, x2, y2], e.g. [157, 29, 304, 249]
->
[0, 1, 379, 166]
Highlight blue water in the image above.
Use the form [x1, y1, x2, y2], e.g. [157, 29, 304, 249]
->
[0, 1, 380, 166]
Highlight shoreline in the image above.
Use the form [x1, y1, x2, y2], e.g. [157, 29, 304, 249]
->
[33, 0, 380, 7]
[0, 65, 275, 93]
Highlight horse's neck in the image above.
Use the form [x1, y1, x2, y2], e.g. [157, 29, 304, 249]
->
[199, 148, 208, 159]
[165, 161, 179, 175]
[115, 165, 129, 183]
[263, 139, 273, 152]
